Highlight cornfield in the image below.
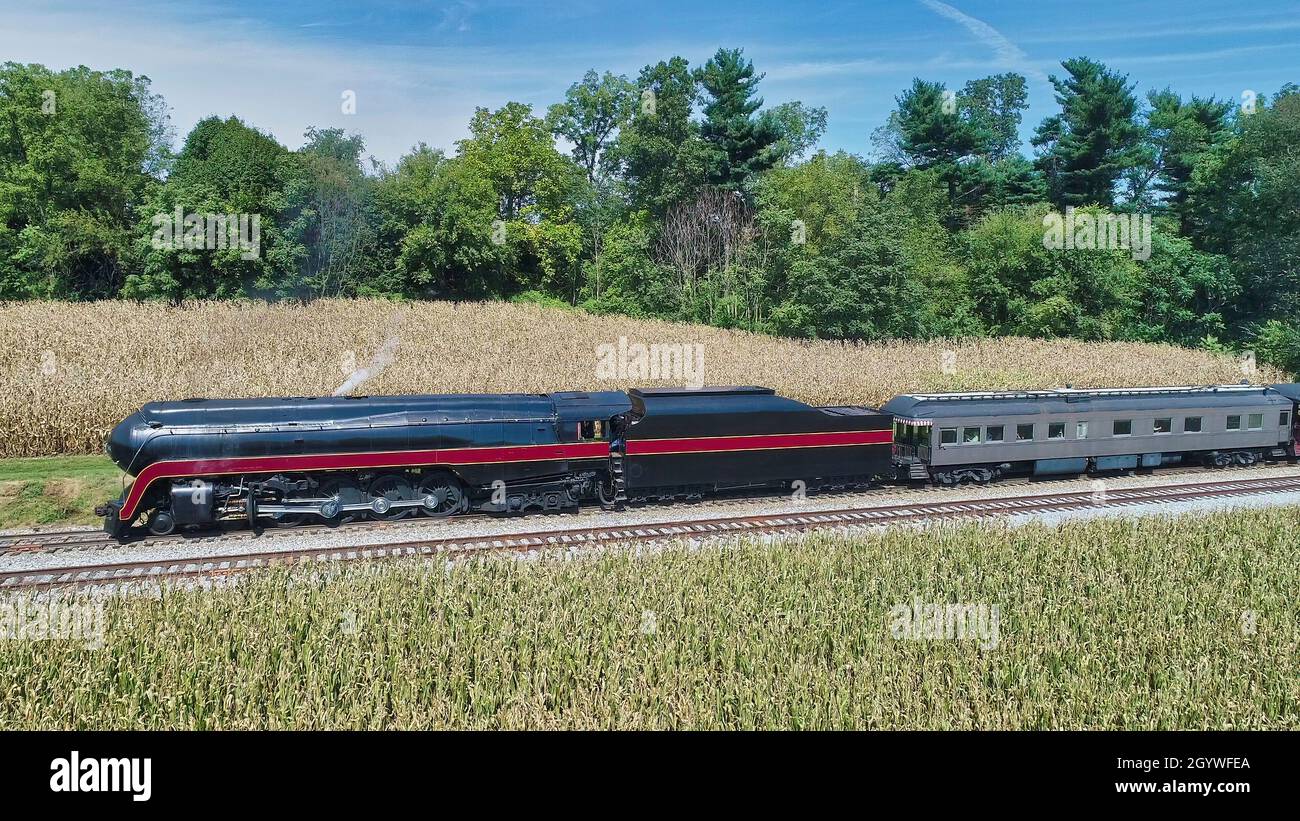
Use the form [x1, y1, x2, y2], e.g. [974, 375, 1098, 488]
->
[0, 299, 1285, 457]
[1, 506, 1295, 729]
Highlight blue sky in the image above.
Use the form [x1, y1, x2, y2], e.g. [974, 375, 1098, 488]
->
[2, 0, 1297, 165]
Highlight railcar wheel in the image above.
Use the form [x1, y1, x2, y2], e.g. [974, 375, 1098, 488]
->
[416, 472, 465, 517]
[268, 477, 311, 527]
[367, 473, 417, 520]
[318, 477, 366, 524]
[146, 509, 176, 536]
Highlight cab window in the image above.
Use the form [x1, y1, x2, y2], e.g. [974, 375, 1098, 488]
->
[578, 420, 605, 441]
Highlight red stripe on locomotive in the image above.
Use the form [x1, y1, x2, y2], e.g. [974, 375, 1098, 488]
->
[114, 430, 890, 521]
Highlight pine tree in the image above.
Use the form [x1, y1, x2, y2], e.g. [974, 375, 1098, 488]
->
[696, 48, 781, 189]
[1032, 57, 1144, 208]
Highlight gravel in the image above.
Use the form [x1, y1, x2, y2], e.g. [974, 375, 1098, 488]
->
[2, 463, 1298, 576]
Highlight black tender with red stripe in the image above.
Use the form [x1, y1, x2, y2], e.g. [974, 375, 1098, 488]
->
[622, 387, 892, 490]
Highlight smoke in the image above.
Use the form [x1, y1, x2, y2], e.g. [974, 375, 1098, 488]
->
[333, 312, 405, 396]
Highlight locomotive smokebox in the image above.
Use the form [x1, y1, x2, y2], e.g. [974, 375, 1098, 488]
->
[106, 412, 153, 474]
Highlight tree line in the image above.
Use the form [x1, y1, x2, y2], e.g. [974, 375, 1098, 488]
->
[0, 52, 1297, 372]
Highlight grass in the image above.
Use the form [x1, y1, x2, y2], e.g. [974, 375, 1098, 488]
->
[0, 298, 1286, 457]
[1, 506, 1295, 729]
[0, 456, 123, 529]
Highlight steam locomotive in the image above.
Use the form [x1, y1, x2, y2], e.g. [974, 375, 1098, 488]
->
[96, 387, 892, 538]
[96, 383, 1300, 539]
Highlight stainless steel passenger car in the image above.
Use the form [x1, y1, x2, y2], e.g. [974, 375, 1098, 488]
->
[884, 384, 1300, 485]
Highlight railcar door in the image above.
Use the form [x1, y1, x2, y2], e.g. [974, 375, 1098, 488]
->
[1292, 404, 1300, 456]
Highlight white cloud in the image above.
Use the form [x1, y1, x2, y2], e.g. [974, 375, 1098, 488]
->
[0, 5, 555, 165]
[917, 0, 1049, 84]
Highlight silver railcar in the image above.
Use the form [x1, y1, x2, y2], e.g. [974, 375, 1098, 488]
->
[884, 384, 1300, 485]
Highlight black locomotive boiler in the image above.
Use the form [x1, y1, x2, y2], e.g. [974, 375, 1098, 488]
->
[97, 387, 894, 537]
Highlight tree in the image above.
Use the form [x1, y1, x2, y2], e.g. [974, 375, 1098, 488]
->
[608, 56, 710, 214]
[455, 102, 586, 297]
[959, 73, 1028, 161]
[0, 62, 170, 299]
[546, 70, 637, 183]
[1130, 229, 1236, 345]
[893, 78, 991, 222]
[1032, 58, 1144, 208]
[760, 101, 828, 165]
[1186, 85, 1300, 326]
[960, 205, 1142, 339]
[373, 145, 505, 299]
[695, 48, 781, 189]
[1125, 90, 1231, 222]
[457, 102, 579, 220]
[277, 127, 383, 298]
[122, 116, 302, 301]
[770, 205, 930, 341]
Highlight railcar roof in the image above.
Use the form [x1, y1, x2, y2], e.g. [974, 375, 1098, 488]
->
[882, 384, 1292, 419]
[1271, 383, 1300, 402]
[141, 393, 561, 426]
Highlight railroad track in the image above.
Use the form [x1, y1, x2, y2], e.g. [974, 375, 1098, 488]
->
[4, 473, 1299, 592]
[3, 462, 1290, 556]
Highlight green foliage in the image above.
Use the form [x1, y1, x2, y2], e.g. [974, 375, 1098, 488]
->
[1251, 319, 1300, 375]
[121, 116, 302, 300]
[0, 62, 169, 298]
[607, 56, 710, 214]
[1130, 229, 1235, 346]
[545, 70, 637, 182]
[373, 145, 504, 299]
[1032, 57, 1144, 208]
[960, 73, 1029, 161]
[0, 52, 1293, 370]
[1125, 89, 1231, 216]
[759, 101, 827, 165]
[1187, 86, 1300, 325]
[961, 205, 1141, 339]
[3, 507, 1297, 728]
[696, 48, 782, 188]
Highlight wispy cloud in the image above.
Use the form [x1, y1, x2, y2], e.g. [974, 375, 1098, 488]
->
[1098, 41, 1300, 67]
[1018, 15, 1300, 45]
[917, 0, 1049, 84]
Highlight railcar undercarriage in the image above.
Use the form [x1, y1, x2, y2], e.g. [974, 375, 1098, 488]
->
[99, 469, 611, 539]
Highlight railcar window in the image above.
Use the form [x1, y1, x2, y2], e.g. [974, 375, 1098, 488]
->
[1048, 423, 1065, 439]
[1184, 416, 1202, 432]
[1113, 419, 1132, 436]
[962, 427, 981, 444]
[1226, 415, 1241, 431]
[987, 425, 1004, 442]
[1283, 411, 1291, 427]
[940, 428, 958, 445]
[1016, 424, 1034, 441]
[1154, 418, 1172, 434]
[1248, 413, 1263, 430]
[578, 420, 604, 441]
[1076, 421, 1089, 439]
